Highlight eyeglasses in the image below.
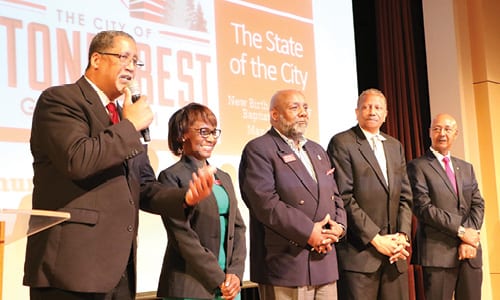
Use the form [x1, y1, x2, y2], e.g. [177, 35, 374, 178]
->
[431, 127, 455, 134]
[98, 52, 144, 68]
[192, 128, 221, 139]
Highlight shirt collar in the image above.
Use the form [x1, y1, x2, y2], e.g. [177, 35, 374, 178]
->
[360, 127, 386, 142]
[84, 76, 113, 107]
[430, 146, 451, 161]
[273, 127, 308, 150]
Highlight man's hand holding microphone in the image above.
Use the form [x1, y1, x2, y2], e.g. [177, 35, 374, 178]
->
[122, 80, 152, 142]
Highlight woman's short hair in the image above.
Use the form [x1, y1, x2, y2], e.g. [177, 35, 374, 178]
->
[168, 103, 217, 156]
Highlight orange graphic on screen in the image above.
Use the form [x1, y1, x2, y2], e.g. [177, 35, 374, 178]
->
[214, 0, 318, 155]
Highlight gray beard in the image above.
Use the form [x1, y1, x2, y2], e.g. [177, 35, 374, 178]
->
[278, 115, 307, 140]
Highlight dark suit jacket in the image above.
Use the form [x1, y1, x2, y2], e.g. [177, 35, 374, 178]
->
[157, 155, 246, 299]
[407, 150, 484, 268]
[24, 76, 187, 293]
[327, 125, 413, 273]
[239, 128, 346, 287]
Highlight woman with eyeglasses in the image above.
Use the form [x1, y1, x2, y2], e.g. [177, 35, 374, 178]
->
[156, 103, 246, 300]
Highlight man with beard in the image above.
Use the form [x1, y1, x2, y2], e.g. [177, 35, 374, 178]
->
[327, 88, 412, 300]
[239, 89, 347, 300]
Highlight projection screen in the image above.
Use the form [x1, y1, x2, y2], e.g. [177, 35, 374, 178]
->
[0, 0, 358, 296]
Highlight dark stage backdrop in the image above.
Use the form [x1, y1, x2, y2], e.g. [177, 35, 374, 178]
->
[353, 1, 430, 300]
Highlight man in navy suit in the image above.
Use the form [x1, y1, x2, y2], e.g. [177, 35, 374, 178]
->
[407, 113, 484, 299]
[327, 88, 412, 300]
[239, 89, 347, 300]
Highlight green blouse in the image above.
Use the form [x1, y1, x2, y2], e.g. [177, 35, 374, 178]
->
[164, 184, 240, 300]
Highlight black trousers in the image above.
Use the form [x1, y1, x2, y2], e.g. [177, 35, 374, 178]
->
[338, 260, 409, 300]
[422, 261, 482, 300]
[30, 256, 135, 300]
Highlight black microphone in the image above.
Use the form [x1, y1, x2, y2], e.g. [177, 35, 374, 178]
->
[127, 80, 151, 142]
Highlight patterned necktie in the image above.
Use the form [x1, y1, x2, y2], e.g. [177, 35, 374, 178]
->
[106, 102, 119, 124]
[442, 157, 457, 193]
[371, 136, 388, 185]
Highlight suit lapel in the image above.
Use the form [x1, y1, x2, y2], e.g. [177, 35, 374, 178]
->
[117, 103, 124, 121]
[303, 142, 323, 197]
[451, 157, 463, 201]
[384, 138, 396, 192]
[270, 130, 318, 199]
[76, 76, 114, 128]
[426, 151, 458, 199]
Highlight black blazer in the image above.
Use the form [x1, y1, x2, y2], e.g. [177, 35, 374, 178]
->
[24, 76, 187, 293]
[327, 125, 413, 273]
[157, 155, 246, 299]
[407, 150, 484, 268]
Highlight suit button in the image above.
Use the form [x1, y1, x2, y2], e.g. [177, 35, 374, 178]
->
[127, 225, 133, 232]
[299, 200, 305, 205]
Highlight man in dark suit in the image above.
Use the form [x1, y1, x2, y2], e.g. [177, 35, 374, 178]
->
[239, 89, 347, 300]
[25, 30, 215, 300]
[327, 88, 413, 300]
[407, 113, 484, 300]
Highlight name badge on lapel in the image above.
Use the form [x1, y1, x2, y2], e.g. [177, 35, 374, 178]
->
[281, 153, 297, 163]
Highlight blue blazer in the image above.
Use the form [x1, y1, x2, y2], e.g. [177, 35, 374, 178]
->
[239, 127, 346, 287]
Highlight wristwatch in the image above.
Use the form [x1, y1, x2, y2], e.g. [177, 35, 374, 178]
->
[457, 226, 466, 238]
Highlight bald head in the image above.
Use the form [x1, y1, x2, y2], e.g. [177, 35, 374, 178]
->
[270, 89, 305, 109]
[429, 113, 458, 155]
